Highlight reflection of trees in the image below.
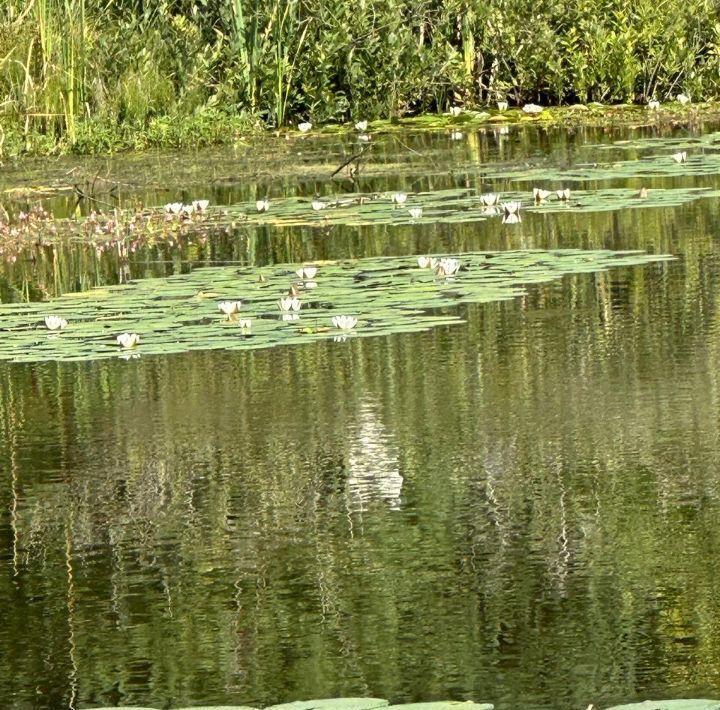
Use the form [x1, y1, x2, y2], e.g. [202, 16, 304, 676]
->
[346, 398, 403, 512]
[2, 195, 720, 708]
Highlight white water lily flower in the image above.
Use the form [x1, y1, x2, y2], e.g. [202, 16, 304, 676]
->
[480, 193, 500, 207]
[311, 198, 326, 211]
[533, 187, 551, 201]
[417, 255, 439, 269]
[671, 151, 687, 163]
[182, 204, 194, 216]
[502, 213, 522, 224]
[502, 201, 521, 215]
[357, 133, 371, 142]
[391, 191, 407, 205]
[332, 315, 358, 330]
[647, 100, 660, 110]
[408, 207, 423, 219]
[298, 121, 312, 133]
[676, 94, 690, 105]
[450, 130, 463, 140]
[117, 332, 140, 348]
[296, 265, 317, 280]
[556, 188, 571, 201]
[218, 300, 242, 315]
[239, 318, 252, 329]
[449, 106, 462, 117]
[522, 103, 543, 114]
[497, 101, 508, 111]
[45, 315, 67, 331]
[355, 120, 368, 131]
[278, 296, 301, 312]
[192, 199, 209, 212]
[256, 198, 270, 212]
[435, 257, 461, 277]
[165, 202, 183, 215]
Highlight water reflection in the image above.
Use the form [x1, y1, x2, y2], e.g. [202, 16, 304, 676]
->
[346, 398, 403, 511]
[2, 126, 720, 710]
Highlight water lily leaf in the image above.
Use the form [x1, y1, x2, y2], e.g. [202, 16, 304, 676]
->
[384, 703, 493, 710]
[265, 700, 388, 710]
[603, 700, 720, 710]
[0, 249, 673, 363]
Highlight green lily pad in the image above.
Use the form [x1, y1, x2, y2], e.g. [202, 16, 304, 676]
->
[265, 700, 388, 710]
[603, 701, 720, 710]
[0, 249, 673, 363]
[385, 704, 493, 710]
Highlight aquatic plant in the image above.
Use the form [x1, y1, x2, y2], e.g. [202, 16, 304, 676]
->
[218, 301, 242, 315]
[116, 332, 140, 348]
[278, 296, 302, 312]
[434, 257, 461, 277]
[523, 104, 543, 114]
[298, 122, 312, 133]
[332, 315, 358, 330]
[533, 188, 551, 202]
[408, 207, 423, 219]
[296, 266, 317, 280]
[480, 193, 500, 207]
[256, 199, 270, 212]
[417, 256, 438, 269]
[45, 315, 68, 331]
[0, 250, 673, 363]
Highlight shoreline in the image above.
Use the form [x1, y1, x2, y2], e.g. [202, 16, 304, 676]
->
[2, 101, 720, 160]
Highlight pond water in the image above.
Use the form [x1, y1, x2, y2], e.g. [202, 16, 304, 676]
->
[2, 124, 720, 710]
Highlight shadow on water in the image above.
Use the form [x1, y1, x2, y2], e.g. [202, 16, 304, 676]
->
[2, 123, 720, 709]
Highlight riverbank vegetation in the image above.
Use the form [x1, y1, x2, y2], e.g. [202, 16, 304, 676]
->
[2, 0, 720, 155]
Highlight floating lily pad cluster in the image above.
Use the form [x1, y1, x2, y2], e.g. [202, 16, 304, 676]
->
[0, 249, 673, 363]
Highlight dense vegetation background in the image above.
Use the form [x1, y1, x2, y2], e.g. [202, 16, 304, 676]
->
[1, 0, 720, 152]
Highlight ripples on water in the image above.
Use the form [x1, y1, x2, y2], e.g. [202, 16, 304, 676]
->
[2, 126, 720, 710]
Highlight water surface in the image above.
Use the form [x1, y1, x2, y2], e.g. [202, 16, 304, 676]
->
[2, 124, 720, 710]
